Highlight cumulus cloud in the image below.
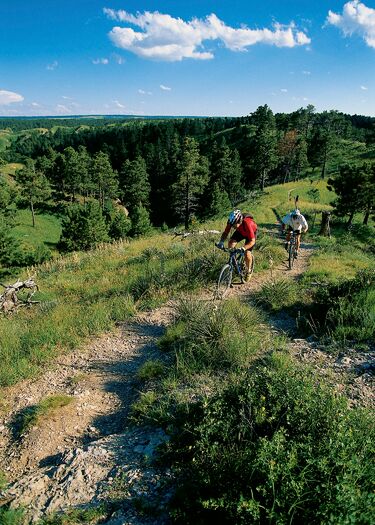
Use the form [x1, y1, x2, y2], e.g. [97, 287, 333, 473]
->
[47, 61, 58, 70]
[104, 8, 311, 61]
[160, 84, 171, 91]
[326, 1, 375, 48]
[361, 85, 368, 89]
[92, 57, 109, 64]
[0, 90, 24, 105]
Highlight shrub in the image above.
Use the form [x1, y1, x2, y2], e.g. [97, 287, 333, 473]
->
[159, 297, 269, 376]
[166, 353, 375, 524]
[310, 269, 375, 343]
[137, 360, 165, 381]
[256, 278, 299, 311]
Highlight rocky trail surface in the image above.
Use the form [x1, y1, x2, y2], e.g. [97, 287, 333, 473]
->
[0, 238, 373, 523]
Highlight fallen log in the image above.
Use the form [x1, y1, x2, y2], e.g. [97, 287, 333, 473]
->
[173, 229, 220, 239]
[0, 278, 39, 314]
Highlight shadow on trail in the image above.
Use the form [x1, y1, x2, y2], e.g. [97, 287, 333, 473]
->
[82, 321, 166, 440]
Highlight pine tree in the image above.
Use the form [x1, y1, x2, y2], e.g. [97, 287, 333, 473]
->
[130, 203, 151, 237]
[15, 159, 52, 227]
[120, 155, 150, 211]
[328, 163, 375, 227]
[251, 105, 278, 190]
[59, 201, 109, 251]
[207, 182, 232, 218]
[173, 137, 209, 229]
[90, 151, 118, 209]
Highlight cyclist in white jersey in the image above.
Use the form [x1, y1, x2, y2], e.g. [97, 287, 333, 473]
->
[281, 209, 308, 257]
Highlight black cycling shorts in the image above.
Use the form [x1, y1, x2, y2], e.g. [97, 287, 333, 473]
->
[230, 230, 256, 249]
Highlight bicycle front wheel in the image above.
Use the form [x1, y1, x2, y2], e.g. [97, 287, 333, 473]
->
[288, 243, 295, 270]
[217, 264, 232, 298]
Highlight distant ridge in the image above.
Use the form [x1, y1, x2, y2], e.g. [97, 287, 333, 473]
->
[0, 114, 207, 120]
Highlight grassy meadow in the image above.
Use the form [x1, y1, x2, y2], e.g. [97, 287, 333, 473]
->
[0, 174, 374, 525]
[1, 176, 374, 387]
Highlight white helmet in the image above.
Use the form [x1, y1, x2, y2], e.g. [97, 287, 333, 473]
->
[291, 209, 301, 218]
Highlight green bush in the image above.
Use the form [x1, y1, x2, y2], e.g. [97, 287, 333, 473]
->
[0, 508, 25, 525]
[166, 353, 375, 524]
[310, 269, 375, 343]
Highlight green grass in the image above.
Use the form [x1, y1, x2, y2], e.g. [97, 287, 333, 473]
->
[13, 395, 73, 438]
[13, 208, 62, 252]
[137, 360, 165, 381]
[37, 505, 108, 525]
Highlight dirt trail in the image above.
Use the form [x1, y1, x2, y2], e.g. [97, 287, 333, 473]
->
[0, 237, 373, 522]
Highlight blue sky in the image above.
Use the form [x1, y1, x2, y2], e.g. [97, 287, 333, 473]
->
[1, 1, 374, 117]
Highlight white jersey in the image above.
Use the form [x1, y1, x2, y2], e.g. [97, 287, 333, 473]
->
[282, 213, 308, 232]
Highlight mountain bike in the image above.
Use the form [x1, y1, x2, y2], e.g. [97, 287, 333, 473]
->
[215, 244, 254, 298]
[287, 230, 299, 270]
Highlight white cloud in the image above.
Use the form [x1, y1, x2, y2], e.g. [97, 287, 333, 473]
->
[92, 57, 109, 64]
[113, 100, 126, 109]
[360, 84, 368, 89]
[31, 102, 41, 107]
[112, 53, 125, 64]
[326, 1, 375, 48]
[160, 84, 171, 91]
[0, 89, 24, 105]
[56, 104, 71, 113]
[138, 89, 152, 95]
[302, 70, 311, 75]
[104, 8, 311, 61]
[281, 88, 288, 92]
[46, 61, 58, 70]
[62, 95, 73, 100]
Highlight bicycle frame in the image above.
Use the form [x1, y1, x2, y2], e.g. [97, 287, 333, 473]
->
[215, 245, 253, 298]
[220, 247, 245, 279]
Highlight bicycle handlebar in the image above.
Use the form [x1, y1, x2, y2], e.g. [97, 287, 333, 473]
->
[215, 243, 245, 254]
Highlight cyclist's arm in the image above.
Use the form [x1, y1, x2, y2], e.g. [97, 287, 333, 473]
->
[301, 216, 308, 232]
[281, 214, 290, 230]
[220, 223, 232, 243]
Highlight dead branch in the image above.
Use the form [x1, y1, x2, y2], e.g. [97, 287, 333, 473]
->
[0, 278, 39, 314]
[173, 228, 220, 240]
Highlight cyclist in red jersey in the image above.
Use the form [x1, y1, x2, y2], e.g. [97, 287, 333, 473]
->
[217, 209, 257, 282]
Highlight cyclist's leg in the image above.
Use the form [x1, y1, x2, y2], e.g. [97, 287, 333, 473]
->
[245, 249, 254, 272]
[285, 226, 292, 250]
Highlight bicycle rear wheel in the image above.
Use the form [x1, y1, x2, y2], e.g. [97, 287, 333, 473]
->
[216, 264, 232, 298]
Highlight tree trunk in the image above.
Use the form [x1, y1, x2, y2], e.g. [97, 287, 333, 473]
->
[346, 211, 354, 228]
[261, 170, 266, 191]
[30, 201, 35, 228]
[318, 211, 331, 236]
[184, 182, 190, 230]
[321, 148, 327, 179]
[363, 207, 372, 225]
